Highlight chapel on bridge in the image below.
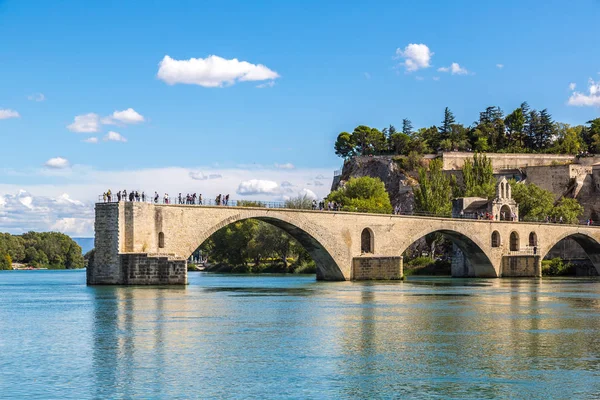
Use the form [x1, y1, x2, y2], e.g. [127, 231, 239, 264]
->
[451, 177, 519, 221]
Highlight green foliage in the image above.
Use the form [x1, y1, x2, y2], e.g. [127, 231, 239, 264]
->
[333, 105, 599, 159]
[414, 159, 452, 216]
[0, 254, 12, 270]
[200, 220, 313, 272]
[0, 231, 84, 269]
[327, 176, 392, 214]
[542, 258, 576, 276]
[551, 198, 584, 224]
[510, 181, 584, 223]
[461, 153, 496, 198]
[284, 194, 313, 209]
[334, 131, 355, 159]
[510, 181, 555, 221]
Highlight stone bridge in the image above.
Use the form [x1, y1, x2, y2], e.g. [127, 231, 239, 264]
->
[88, 202, 600, 285]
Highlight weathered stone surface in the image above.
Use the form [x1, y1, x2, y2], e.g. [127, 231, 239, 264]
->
[90, 202, 600, 285]
[353, 256, 403, 280]
[501, 256, 541, 277]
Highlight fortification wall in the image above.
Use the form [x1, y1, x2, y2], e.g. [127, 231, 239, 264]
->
[442, 152, 579, 171]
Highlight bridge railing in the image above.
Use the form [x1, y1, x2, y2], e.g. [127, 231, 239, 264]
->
[96, 195, 599, 227]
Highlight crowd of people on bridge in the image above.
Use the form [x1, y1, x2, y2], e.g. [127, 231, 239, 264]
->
[102, 189, 231, 206]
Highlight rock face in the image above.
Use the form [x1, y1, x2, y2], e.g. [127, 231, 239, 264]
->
[332, 156, 417, 214]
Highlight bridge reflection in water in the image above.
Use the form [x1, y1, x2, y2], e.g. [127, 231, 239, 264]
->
[84, 275, 600, 399]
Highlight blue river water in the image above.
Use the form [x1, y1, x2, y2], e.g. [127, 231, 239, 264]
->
[2, 270, 600, 399]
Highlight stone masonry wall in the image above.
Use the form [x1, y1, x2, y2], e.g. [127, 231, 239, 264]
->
[352, 256, 403, 280]
[120, 253, 187, 285]
[501, 255, 541, 277]
[88, 203, 121, 284]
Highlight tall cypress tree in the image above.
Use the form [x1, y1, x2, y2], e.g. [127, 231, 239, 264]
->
[402, 119, 414, 136]
[440, 107, 456, 142]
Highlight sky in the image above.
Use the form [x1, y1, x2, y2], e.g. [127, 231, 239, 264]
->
[1, 0, 600, 236]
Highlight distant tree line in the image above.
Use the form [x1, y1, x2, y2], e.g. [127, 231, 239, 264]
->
[334, 104, 600, 158]
[0, 232, 85, 270]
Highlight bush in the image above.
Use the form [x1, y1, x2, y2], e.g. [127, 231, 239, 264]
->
[542, 258, 575, 276]
[407, 256, 433, 267]
[293, 261, 317, 274]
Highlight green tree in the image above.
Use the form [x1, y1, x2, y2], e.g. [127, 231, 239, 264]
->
[389, 133, 412, 155]
[0, 254, 11, 270]
[504, 107, 526, 149]
[461, 153, 495, 198]
[414, 158, 452, 216]
[285, 194, 313, 209]
[439, 107, 456, 143]
[552, 124, 584, 154]
[402, 119, 413, 136]
[551, 198, 584, 224]
[327, 176, 392, 214]
[510, 181, 555, 221]
[334, 131, 355, 159]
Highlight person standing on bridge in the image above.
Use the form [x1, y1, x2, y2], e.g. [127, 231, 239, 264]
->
[199, 194, 203, 205]
[141, 192, 146, 202]
[117, 191, 121, 202]
[225, 194, 229, 206]
[154, 192, 159, 204]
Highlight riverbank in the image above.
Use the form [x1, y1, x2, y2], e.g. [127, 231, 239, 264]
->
[194, 261, 316, 274]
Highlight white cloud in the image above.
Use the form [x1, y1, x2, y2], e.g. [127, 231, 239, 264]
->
[27, 93, 45, 102]
[314, 181, 324, 186]
[104, 131, 127, 142]
[274, 163, 295, 169]
[0, 190, 93, 236]
[298, 188, 317, 200]
[83, 137, 98, 144]
[0, 109, 20, 120]
[44, 157, 70, 169]
[67, 113, 100, 133]
[496, 64, 504, 69]
[236, 179, 288, 196]
[189, 171, 223, 180]
[157, 55, 280, 87]
[395, 44, 433, 72]
[438, 62, 469, 75]
[102, 108, 145, 125]
[315, 174, 327, 180]
[568, 78, 600, 107]
[432, 76, 440, 81]
[256, 81, 276, 89]
[569, 82, 577, 91]
[415, 76, 424, 81]
[280, 181, 294, 187]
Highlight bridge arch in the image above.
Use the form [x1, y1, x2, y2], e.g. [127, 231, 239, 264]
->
[184, 212, 347, 281]
[541, 231, 600, 275]
[398, 226, 497, 277]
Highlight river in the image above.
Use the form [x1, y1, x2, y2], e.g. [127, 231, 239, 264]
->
[2, 270, 600, 399]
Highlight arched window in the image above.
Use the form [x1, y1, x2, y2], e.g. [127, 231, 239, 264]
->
[510, 232, 519, 251]
[158, 232, 165, 249]
[361, 228, 374, 254]
[500, 205, 512, 221]
[529, 232, 537, 247]
[491, 231, 501, 247]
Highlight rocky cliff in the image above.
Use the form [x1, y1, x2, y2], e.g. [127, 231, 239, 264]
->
[332, 156, 418, 214]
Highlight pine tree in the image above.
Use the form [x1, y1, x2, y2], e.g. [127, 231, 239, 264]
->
[402, 119, 414, 136]
[440, 107, 456, 142]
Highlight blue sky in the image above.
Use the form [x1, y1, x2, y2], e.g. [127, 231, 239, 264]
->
[1, 0, 599, 235]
